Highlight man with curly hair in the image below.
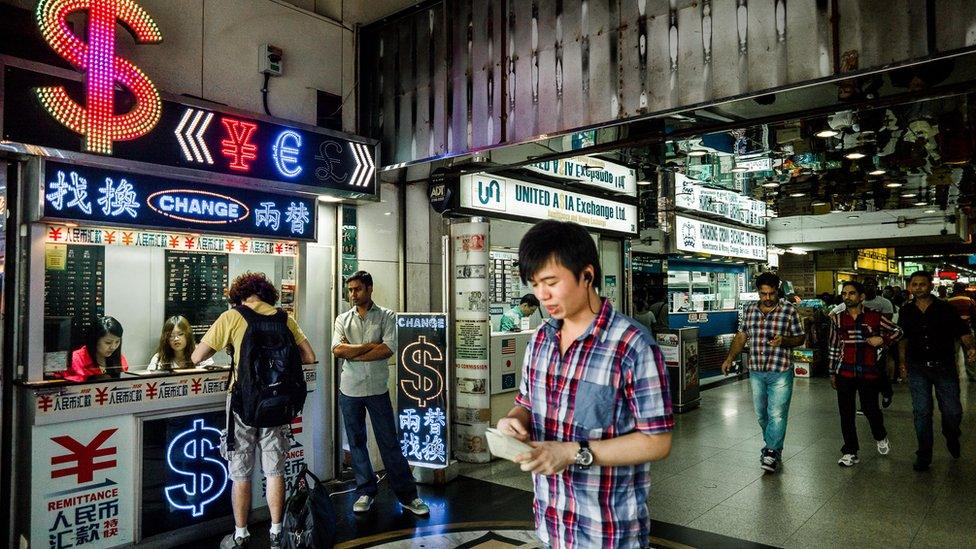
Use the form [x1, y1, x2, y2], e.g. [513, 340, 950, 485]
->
[192, 272, 316, 549]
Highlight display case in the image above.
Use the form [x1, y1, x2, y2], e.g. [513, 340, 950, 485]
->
[668, 269, 745, 313]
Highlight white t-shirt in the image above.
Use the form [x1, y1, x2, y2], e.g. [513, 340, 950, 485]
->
[147, 353, 214, 371]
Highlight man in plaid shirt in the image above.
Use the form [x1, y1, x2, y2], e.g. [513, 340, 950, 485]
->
[496, 220, 673, 548]
[828, 281, 902, 467]
[722, 272, 804, 473]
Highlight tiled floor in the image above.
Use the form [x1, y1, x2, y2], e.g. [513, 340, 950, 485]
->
[186, 375, 976, 548]
[466, 375, 976, 548]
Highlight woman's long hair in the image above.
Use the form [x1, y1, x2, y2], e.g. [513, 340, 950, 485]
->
[84, 316, 124, 369]
[153, 315, 197, 369]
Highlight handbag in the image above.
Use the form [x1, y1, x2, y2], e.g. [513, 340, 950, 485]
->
[282, 466, 337, 549]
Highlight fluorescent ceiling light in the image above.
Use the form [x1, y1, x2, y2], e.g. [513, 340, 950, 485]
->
[885, 182, 903, 188]
[318, 195, 342, 203]
[687, 149, 708, 157]
[636, 180, 652, 186]
[789, 192, 806, 197]
[761, 181, 780, 188]
[847, 214, 860, 219]
[787, 247, 808, 255]
[901, 192, 917, 198]
[869, 169, 886, 176]
[914, 201, 928, 206]
[845, 152, 866, 160]
[811, 201, 827, 206]
[815, 129, 839, 138]
[924, 209, 937, 214]
[730, 166, 749, 173]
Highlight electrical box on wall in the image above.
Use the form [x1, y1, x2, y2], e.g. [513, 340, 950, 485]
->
[260, 44, 283, 76]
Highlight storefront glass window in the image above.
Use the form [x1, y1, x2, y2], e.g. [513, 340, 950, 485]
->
[42, 235, 295, 382]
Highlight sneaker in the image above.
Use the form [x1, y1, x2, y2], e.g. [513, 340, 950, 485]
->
[353, 495, 374, 513]
[401, 497, 430, 516]
[947, 438, 961, 459]
[876, 438, 891, 455]
[760, 452, 778, 473]
[269, 532, 282, 549]
[219, 534, 249, 549]
[913, 458, 930, 472]
[838, 454, 860, 467]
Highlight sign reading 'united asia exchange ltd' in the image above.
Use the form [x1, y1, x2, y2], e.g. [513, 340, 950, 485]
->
[458, 174, 637, 235]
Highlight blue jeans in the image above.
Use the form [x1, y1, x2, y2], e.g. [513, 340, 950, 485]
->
[339, 391, 418, 504]
[749, 370, 795, 455]
[907, 367, 962, 462]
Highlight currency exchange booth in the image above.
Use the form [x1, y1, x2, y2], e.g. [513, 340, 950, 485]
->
[1, 56, 378, 547]
[432, 166, 637, 462]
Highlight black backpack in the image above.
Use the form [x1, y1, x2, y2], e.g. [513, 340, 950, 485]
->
[230, 305, 306, 428]
[282, 466, 336, 549]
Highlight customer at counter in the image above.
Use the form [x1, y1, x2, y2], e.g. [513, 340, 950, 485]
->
[499, 294, 540, 331]
[147, 315, 213, 371]
[63, 316, 129, 382]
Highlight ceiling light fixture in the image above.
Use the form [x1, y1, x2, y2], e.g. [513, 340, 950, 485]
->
[845, 151, 866, 160]
[924, 209, 937, 214]
[901, 192, 917, 198]
[730, 166, 749, 173]
[869, 169, 886, 176]
[761, 181, 780, 188]
[816, 129, 839, 138]
[914, 200, 928, 206]
[847, 214, 860, 219]
[687, 149, 708, 157]
[789, 192, 806, 197]
[811, 200, 828, 206]
[636, 180, 652, 186]
[885, 182, 903, 188]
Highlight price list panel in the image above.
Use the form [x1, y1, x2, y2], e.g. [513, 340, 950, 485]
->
[44, 244, 105, 351]
[489, 250, 522, 305]
[164, 251, 229, 338]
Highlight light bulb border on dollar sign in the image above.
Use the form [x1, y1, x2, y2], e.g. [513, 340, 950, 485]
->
[399, 336, 445, 408]
[35, 0, 163, 155]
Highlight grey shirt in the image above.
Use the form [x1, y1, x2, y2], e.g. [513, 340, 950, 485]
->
[332, 302, 397, 397]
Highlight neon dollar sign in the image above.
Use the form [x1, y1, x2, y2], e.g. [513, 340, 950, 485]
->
[164, 418, 228, 517]
[35, 0, 163, 155]
[400, 336, 444, 407]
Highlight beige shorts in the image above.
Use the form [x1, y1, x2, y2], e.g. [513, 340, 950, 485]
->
[220, 395, 290, 481]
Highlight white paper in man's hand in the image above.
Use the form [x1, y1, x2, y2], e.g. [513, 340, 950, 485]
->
[486, 427, 534, 462]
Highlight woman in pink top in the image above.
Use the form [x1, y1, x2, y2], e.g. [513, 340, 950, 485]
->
[64, 316, 129, 382]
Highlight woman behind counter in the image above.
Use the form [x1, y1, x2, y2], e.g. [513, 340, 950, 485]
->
[148, 315, 213, 370]
[65, 316, 129, 382]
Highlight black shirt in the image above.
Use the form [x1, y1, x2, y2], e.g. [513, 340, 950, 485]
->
[897, 297, 968, 367]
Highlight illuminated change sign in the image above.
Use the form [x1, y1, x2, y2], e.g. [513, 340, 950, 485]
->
[3, 66, 377, 197]
[42, 161, 317, 240]
[396, 313, 449, 468]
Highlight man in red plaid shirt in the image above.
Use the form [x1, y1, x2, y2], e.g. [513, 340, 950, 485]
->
[828, 280, 903, 467]
[497, 220, 673, 548]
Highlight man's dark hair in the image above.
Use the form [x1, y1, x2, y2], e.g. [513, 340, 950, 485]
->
[345, 270, 373, 287]
[842, 280, 865, 295]
[908, 270, 933, 284]
[755, 272, 780, 291]
[863, 277, 878, 287]
[519, 294, 540, 307]
[518, 220, 602, 289]
[228, 272, 279, 305]
[953, 282, 967, 294]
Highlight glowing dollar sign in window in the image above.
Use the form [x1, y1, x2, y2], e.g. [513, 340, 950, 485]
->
[35, 0, 163, 155]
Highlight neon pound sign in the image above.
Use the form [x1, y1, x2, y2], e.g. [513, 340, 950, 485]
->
[35, 0, 163, 155]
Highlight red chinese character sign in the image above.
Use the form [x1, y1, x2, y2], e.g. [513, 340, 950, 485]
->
[35, 0, 163, 155]
[32, 417, 136, 548]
